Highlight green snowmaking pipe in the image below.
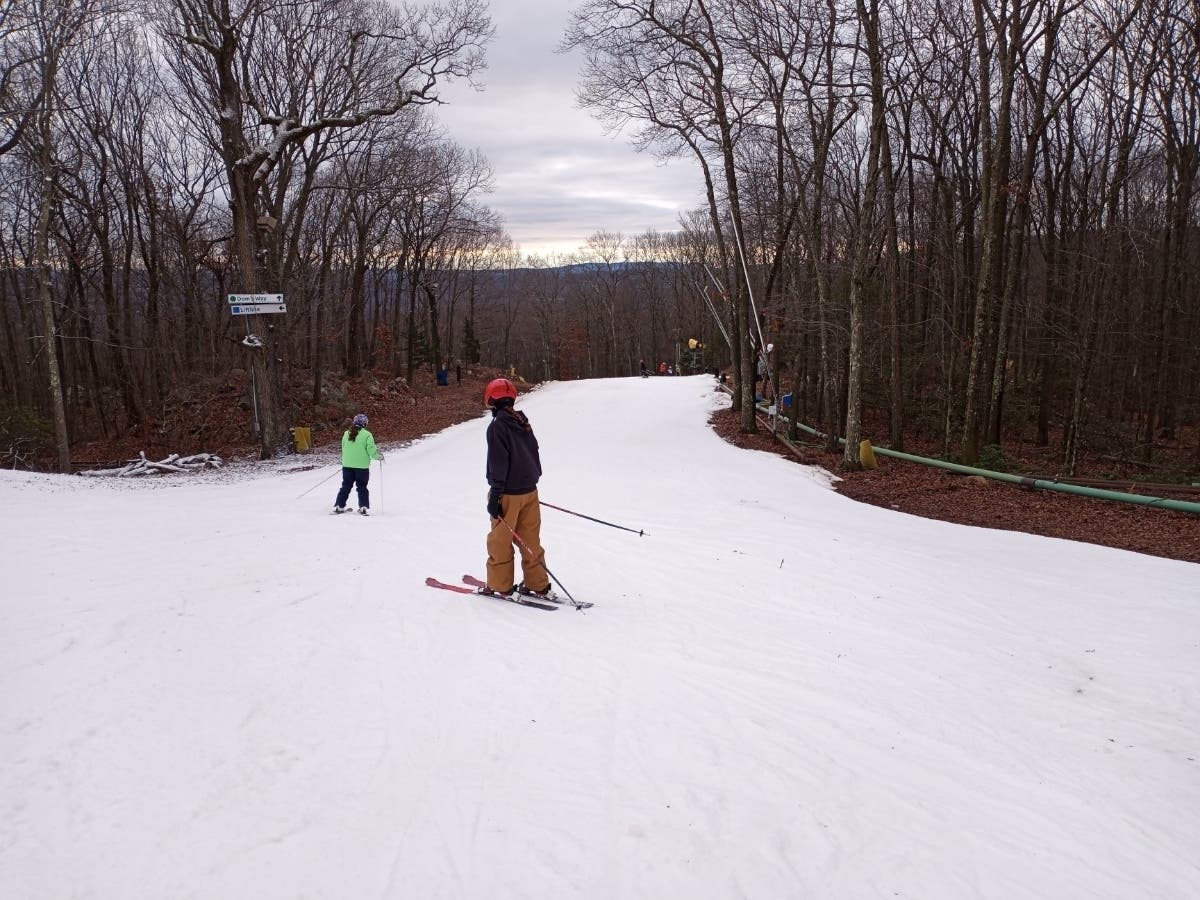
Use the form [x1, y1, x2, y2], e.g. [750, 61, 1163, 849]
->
[769, 411, 1200, 516]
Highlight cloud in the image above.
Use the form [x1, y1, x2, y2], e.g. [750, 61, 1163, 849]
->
[432, 1, 702, 255]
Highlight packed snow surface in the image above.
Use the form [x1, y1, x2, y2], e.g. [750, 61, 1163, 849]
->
[2, 375, 1198, 899]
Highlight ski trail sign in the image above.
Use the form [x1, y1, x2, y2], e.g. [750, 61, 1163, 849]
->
[228, 294, 286, 315]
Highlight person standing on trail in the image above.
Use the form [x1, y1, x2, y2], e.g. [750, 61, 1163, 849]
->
[479, 378, 555, 600]
[333, 413, 382, 515]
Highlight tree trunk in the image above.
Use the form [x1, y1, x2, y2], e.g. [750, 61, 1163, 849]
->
[35, 88, 70, 473]
[844, 0, 887, 469]
[962, 0, 1014, 464]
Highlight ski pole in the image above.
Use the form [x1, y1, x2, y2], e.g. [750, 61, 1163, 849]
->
[377, 457, 383, 515]
[496, 517, 585, 611]
[539, 500, 646, 536]
[296, 467, 340, 500]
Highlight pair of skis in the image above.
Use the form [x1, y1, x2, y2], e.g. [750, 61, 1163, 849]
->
[425, 575, 593, 611]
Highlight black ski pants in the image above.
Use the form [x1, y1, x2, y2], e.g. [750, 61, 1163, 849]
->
[335, 467, 370, 509]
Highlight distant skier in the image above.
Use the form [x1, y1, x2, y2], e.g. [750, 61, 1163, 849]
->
[639, 358, 649, 378]
[333, 413, 382, 515]
[479, 378, 554, 600]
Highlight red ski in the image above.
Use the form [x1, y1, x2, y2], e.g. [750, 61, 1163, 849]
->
[462, 575, 593, 610]
[425, 577, 558, 611]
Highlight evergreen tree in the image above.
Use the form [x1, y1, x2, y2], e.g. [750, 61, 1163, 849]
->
[461, 316, 481, 365]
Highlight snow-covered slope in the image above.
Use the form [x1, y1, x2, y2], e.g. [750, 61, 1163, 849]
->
[2, 375, 1197, 899]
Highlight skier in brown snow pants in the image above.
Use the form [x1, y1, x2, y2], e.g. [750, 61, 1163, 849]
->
[480, 378, 553, 599]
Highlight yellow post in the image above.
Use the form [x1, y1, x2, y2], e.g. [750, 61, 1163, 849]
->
[859, 438, 878, 470]
[293, 426, 312, 453]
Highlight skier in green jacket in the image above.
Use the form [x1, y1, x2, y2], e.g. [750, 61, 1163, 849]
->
[333, 413, 382, 515]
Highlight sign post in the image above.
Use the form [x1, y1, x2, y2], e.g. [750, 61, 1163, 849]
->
[228, 294, 285, 442]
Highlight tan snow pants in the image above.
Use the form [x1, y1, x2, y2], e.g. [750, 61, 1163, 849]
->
[486, 489, 548, 592]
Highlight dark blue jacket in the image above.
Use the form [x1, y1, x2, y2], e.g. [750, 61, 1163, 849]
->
[486, 407, 541, 494]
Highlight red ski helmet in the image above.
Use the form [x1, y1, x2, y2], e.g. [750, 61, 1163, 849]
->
[483, 377, 518, 407]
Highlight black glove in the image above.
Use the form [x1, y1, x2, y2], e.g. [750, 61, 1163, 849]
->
[487, 489, 503, 519]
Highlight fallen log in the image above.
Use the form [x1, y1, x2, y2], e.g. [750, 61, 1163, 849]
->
[79, 451, 224, 477]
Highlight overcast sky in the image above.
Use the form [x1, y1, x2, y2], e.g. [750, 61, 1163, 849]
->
[433, 1, 701, 258]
